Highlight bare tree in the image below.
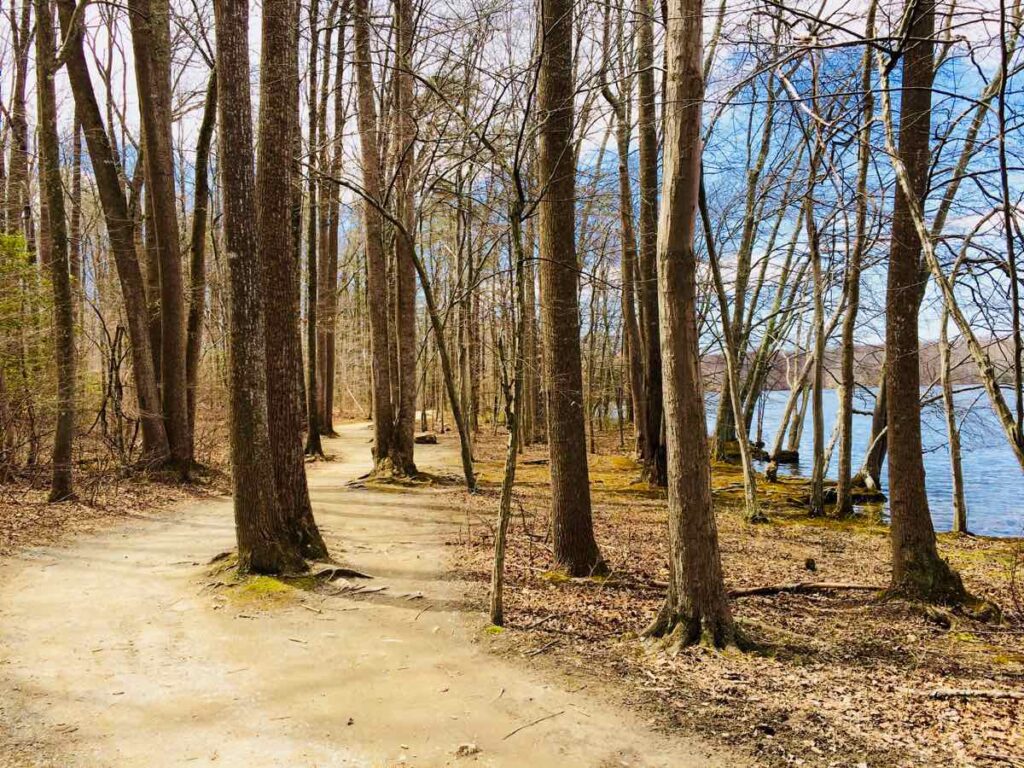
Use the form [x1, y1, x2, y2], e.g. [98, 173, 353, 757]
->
[36, 0, 75, 501]
[215, 0, 306, 574]
[537, 0, 605, 576]
[645, 0, 736, 648]
[128, 0, 191, 472]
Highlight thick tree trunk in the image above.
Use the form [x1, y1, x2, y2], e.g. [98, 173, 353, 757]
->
[353, 0, 396, 469]
[36, 0, 76, 502]
[389, 0, 418, 475]
[883, 0, 965, 603]
[646, 0, 737, 648]
[128, 0, 191, 472]
[304, 0, 325, 458]
[215, 0, 306, 574]
[55, 0, 170, 463]
[537, 0, 605, 576]
[257, 0, 328, 559]
[636, 0, 665, 485]
[186, 73, 217, 438]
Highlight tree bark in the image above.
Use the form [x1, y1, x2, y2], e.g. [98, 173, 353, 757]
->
[835, 1, 875, 517]
[186, 73, 217, 439]
[882, 0, 965, 603]
[389, 0, 418, 474]
[215, 0, 306, 574]
[36, 0, 75, 502]
[646, 0, 737, 648]
[939, 303, 968, 534]
[128, 0, 191, 472]
[353, 0, 396, 469]
[257, 0, 328, 559]
[636, 0, 666, 485]
[600, 6, 645, 456]
[304, 0, 325, 458]
[537, 0, 605, 576]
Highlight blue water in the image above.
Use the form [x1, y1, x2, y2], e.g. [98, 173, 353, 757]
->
[708, 388, 1024, 537]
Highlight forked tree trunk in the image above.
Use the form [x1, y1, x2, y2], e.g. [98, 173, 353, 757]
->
[128, 0, 191, 472]
[646, 0, 737, 648]
[257, 0, 328, 559]
[881, 0, 966, 603]
[55, 0, 170, 464]
[214, 0, 306, 574]
[537, 0, 605, 576]
[36, 0, 76, 502]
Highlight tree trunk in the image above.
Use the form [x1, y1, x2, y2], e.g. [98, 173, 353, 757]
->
[805, 151, 826, 518]
[353, 0, 396, 469]
[304, 0, 325, 458]
[646, 0, 737, 648]
[4, 0, 31, 238]
[257, 0, 328, 559]
[215, 0, 306, 574]
[940, 303, 968, 534]
[835, 1, 876, 517]
[318, 16, 346, 437]
[882, 0, 965, 603]
[600, 11, 645, 456]
[699, 176, 764, 523]
[854, 363, 887, 490]
[36, 0, 75, 502]
[389, 0, 418, 474]
[537, 0, 605, 576]
[636, 0, 666, 485]
[128, 0, 191, 472]
[55, 0, 170, 464]
[186, 73, 217, 439]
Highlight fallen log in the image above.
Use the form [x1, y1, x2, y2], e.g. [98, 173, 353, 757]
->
[646, 580, 883, 598]
[728, 582, 883, 598]
[924, 688, 1024, 701]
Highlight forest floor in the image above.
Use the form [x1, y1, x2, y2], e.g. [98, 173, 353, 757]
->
[451, 429, 1024, 768]
[0, 421, 742, 768]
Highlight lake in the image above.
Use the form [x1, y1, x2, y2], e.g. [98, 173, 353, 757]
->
[708, 387, 1024, 537]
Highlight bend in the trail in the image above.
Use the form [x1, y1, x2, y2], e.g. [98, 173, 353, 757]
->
[0, 422, 745, 767]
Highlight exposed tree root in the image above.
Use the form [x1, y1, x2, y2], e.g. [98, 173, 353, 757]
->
[642, 599, 748, 652]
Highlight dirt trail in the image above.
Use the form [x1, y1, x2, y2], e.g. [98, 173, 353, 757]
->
[0, 423, 743, 767]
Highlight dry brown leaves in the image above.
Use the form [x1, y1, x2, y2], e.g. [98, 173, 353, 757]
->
[448, 431, 1024, 768]
[0, 471, 226, 558]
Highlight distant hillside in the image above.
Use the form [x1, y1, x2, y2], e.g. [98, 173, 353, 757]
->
[700, 338, 1016, 392]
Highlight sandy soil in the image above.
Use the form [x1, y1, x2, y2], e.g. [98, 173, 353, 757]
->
[0, 422, 743, 768]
